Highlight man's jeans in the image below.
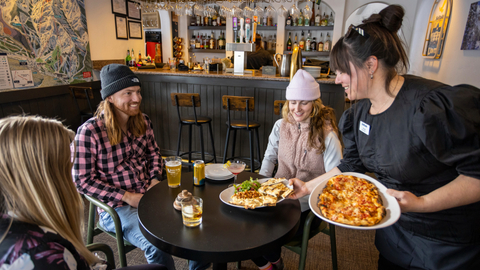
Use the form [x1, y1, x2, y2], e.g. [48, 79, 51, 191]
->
[99, 205, 210, 270]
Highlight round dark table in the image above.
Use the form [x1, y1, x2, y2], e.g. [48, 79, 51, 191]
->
[138, 171, 301, 270]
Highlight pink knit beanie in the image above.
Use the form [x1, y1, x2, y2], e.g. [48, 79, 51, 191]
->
[286, 69, 321, 101]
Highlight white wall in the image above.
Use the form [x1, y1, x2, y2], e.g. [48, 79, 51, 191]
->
[409, 0, 480, 88]
[85, 0, 145, 61]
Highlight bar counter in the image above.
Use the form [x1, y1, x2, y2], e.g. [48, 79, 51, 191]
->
[133, 68, 344, 160]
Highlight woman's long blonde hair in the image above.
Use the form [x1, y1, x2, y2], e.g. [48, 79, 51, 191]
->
[95, 100, 146, 146]
[282, 98, 342, 153]
[0, 116, 99, 265]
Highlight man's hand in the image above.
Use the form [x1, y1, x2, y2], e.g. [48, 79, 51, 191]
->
[287, 178, 311, 200]
[122, 192, 144, 208]
[147, 178, 160, 191]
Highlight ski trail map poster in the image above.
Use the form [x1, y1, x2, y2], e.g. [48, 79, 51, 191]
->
[0, 0, 93, 90]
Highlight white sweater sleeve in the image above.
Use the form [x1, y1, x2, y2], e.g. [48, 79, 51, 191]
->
[323, 131, 343, 172]
[259, 119, 282, 177]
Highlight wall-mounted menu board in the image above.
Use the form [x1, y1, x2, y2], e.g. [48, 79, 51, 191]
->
[0, 0, 93, 90]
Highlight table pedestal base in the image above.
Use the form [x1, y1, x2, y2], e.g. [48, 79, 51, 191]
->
[212, 262, 227, 270]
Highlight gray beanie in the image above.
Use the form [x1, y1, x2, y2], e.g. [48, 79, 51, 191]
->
[100, 64, 141, 100]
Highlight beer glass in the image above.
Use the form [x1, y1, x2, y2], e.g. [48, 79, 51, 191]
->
[165, 156, 182, 188]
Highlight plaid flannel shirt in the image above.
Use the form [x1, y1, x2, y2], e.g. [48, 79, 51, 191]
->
[73, 113, 162, 212]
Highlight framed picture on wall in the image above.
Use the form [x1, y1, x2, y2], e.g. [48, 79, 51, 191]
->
[128, 1, 141, 20]
[111, 0, 127, 15]
[461, 1, 480, 50]
[115, 15, 128, 40]
[128, 20, 143, 39]
[422, 0, 453, 58]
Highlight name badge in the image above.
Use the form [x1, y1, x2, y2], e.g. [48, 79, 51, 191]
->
[359, 121, 370, 135]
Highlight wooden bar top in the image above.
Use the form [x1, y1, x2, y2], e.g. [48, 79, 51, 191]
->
[133, 68, 336, 84]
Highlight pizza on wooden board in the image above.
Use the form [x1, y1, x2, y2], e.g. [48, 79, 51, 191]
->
[318, 174, 386, 226]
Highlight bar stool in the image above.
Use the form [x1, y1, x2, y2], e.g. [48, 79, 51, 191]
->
[70, 86, 95, 123]
[171, 93, 217, 165]
[222, 95, 262, 172]
[274, 100, 286, 115]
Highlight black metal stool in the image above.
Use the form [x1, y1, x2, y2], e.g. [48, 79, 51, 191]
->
[171, 93, 217, 165]
[222, 95, 262, 172]
[70, 86, 95, 123]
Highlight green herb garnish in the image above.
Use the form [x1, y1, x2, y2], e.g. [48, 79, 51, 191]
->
[233, 177, 261, 194]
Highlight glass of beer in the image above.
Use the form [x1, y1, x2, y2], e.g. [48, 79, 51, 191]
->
[181, 196, 203, 227]
[165, 156, 182, 188]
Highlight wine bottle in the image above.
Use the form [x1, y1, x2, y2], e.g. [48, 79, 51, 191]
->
[286, 32, 292, 51]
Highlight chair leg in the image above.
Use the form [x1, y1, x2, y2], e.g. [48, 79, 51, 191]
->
[255, 128, 261, 172]
[330, 224, 338, 270]
[87, 201, 96, 244]
[199, 124, 205, 162]
[231, 129, 237, 159]
[249, 130, 254, 172]
[236, 261, 241, 269]
[176, 124, 183, 156]
[207, 122, 217, 163]
[223, 127, 231, 163]
[188, 125, 193, 164]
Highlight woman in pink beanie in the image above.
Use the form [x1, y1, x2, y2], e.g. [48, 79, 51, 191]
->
[250, 69, 343, 270]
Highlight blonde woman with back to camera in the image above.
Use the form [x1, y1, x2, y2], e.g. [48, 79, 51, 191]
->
[0, 116, 166, 270]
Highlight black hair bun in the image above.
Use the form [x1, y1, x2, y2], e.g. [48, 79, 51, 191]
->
[378, 5, 405, 33]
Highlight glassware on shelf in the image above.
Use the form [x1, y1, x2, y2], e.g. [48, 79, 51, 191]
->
[277, 5, 288, 18]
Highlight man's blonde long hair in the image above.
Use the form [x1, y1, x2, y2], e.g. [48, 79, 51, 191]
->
[95, 100, 146, 146]
[282, 98, 342, 153]
[0, 116, 99, 265]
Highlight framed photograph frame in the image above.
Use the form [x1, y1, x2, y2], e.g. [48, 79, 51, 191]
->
[115, 15, 128, 40]
[128, 1, 141, 20]
[128, 20, 143, 39]
[422, 0, 453, 58]
[111, 0, 127, 15]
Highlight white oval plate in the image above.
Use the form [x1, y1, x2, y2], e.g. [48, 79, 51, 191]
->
[309, 172, 401, 230]
[219, 178, 288, 209]
[205, 164, 234, 180]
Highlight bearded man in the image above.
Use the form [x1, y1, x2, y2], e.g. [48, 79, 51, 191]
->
[73, 64, 209, 270]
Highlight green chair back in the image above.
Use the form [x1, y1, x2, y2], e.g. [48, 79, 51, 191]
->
[86, 243, 116, 269]
[283, 211, 338, 270]
[85, 195, 136, 267]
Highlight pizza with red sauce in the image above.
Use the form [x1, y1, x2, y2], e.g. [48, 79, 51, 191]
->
[318, 174, 386, 226]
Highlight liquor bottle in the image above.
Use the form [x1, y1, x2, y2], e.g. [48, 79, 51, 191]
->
[137, 50, 142, 66]
[293, 33, 299, 50]
[286, 15, 292, 26]
[190, 16, 196, 26]
[200, 35, 204, 49]
[221, 16, 226, 26]
[131, 49, 136, 66]
[125, 50, 131, 66]
[304, 11, 310, 26]
[299, 30, 305, 51]
[310, 37, 317, 51]
[315, 6, 321, 26]
[218, 32, 225, 50]
[324, 32, 332, 52]
[286, 32, 292, 51]
[196, 14, 201, 26]
[321, 12, 328, 26]
[195, 33, 201, 49]
[305, 31, 311, 52]
[328, 12, 334, 26]
[310, 2, 315, 26]
[273, 34, 277, 51]
[190, 33, 196, 49]
[263, 33, 268, 49]
[208, 16, 212, 26]
[263, 7, 268, 26]
[204, 16, 208, 27]
[293, 14, 298, 26]
[317, 33, 324, 51]
[217, 15, 221, 26]
[212, 14, 217, 26]
[204, 34, 209, 49]
[210, 32, 215, 49]
[267, 35, 273, 50]
[267, 13, 273, 26]
[298, 11, 304, 27]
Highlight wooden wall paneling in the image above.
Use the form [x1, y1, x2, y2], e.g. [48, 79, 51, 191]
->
[159, 81, 172, 153]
